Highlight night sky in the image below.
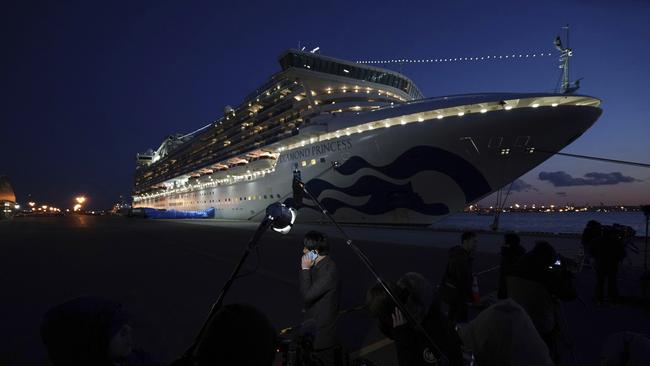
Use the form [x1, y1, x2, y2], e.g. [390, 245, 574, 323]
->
[2, 0, 649, 209]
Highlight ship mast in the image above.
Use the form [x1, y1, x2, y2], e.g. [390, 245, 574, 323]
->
[555, 24, 580, 94]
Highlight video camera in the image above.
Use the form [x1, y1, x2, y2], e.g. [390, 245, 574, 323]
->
[549, 254, 579, 274]
[602, 223, 636, 245]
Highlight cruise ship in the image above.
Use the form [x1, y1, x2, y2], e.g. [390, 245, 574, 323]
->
[133, 49, 602, 225]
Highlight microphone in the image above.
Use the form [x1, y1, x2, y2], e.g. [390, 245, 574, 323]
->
[266, 202, 296, 235]
[292, 170, 304, 208]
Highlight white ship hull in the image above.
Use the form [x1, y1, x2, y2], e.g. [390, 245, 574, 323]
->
[134, 93, 602, 225]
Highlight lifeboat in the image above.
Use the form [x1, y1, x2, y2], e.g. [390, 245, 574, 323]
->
[227, 158, 249, 176]
[247, 151, 278, 171]
[187, 173, 201, 184]
[197, 169, 214, 183]
[209, 164, 229, 180]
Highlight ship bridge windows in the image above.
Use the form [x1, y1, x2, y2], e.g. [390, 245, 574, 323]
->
[279, 52, 423, 99]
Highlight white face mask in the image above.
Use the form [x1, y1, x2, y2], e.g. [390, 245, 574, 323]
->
[307, 250, 318, 261]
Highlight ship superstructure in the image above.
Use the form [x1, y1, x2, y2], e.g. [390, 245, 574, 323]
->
[133, 50, 602, 225]
[134, 50, 421, 191]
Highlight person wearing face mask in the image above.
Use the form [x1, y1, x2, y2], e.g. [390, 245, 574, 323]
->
[299, 230, 341, 366]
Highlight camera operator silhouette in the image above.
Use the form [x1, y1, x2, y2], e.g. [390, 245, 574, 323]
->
[507, 241, 577, 363]
[366, 272, 463, 365]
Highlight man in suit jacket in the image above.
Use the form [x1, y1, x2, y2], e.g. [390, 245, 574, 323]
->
[299, 230, 340, 365]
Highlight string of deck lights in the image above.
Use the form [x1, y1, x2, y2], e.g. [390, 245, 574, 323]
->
[356, 51, 554, 64]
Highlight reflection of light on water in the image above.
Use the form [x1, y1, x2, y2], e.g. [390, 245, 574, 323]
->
[73, 215, 90, 228]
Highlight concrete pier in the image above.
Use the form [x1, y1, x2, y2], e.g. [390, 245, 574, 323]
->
[1, 216, 648, 365]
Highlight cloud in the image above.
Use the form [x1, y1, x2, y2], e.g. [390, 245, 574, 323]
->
[509, 178, 536, 192]
[538, 171, 639, 187]
[556, 192, 567, 196]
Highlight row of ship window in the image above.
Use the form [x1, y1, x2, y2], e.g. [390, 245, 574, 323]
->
[143, 155, 328, 203]
[164, 193, 283, 206]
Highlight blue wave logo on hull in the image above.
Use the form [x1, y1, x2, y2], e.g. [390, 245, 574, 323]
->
[335, 145, 491, 202]
[288, 145, 491, 217]
[307, 175, 449, 216]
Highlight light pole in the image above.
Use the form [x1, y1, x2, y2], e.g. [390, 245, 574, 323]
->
[74, 196, 86, 213]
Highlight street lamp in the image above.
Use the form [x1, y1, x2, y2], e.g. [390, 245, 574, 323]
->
[75, 196, 86, 204]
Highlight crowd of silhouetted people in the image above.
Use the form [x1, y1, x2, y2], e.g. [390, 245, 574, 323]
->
[40, 226, 649, 366]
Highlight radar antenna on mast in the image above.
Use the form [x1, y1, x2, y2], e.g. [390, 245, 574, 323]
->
[555, 24, 581, 94]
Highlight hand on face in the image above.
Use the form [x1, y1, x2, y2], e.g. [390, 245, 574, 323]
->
[301, 253, 315, 269]
[391, 307, 407, 328]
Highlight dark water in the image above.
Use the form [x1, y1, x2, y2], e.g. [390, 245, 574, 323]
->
[432, 211, 648, 235]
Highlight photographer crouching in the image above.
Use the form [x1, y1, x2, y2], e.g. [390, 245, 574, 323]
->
[299, 231, 342, 366]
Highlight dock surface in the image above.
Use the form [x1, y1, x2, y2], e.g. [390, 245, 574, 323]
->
[1, 216, 648, 365]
